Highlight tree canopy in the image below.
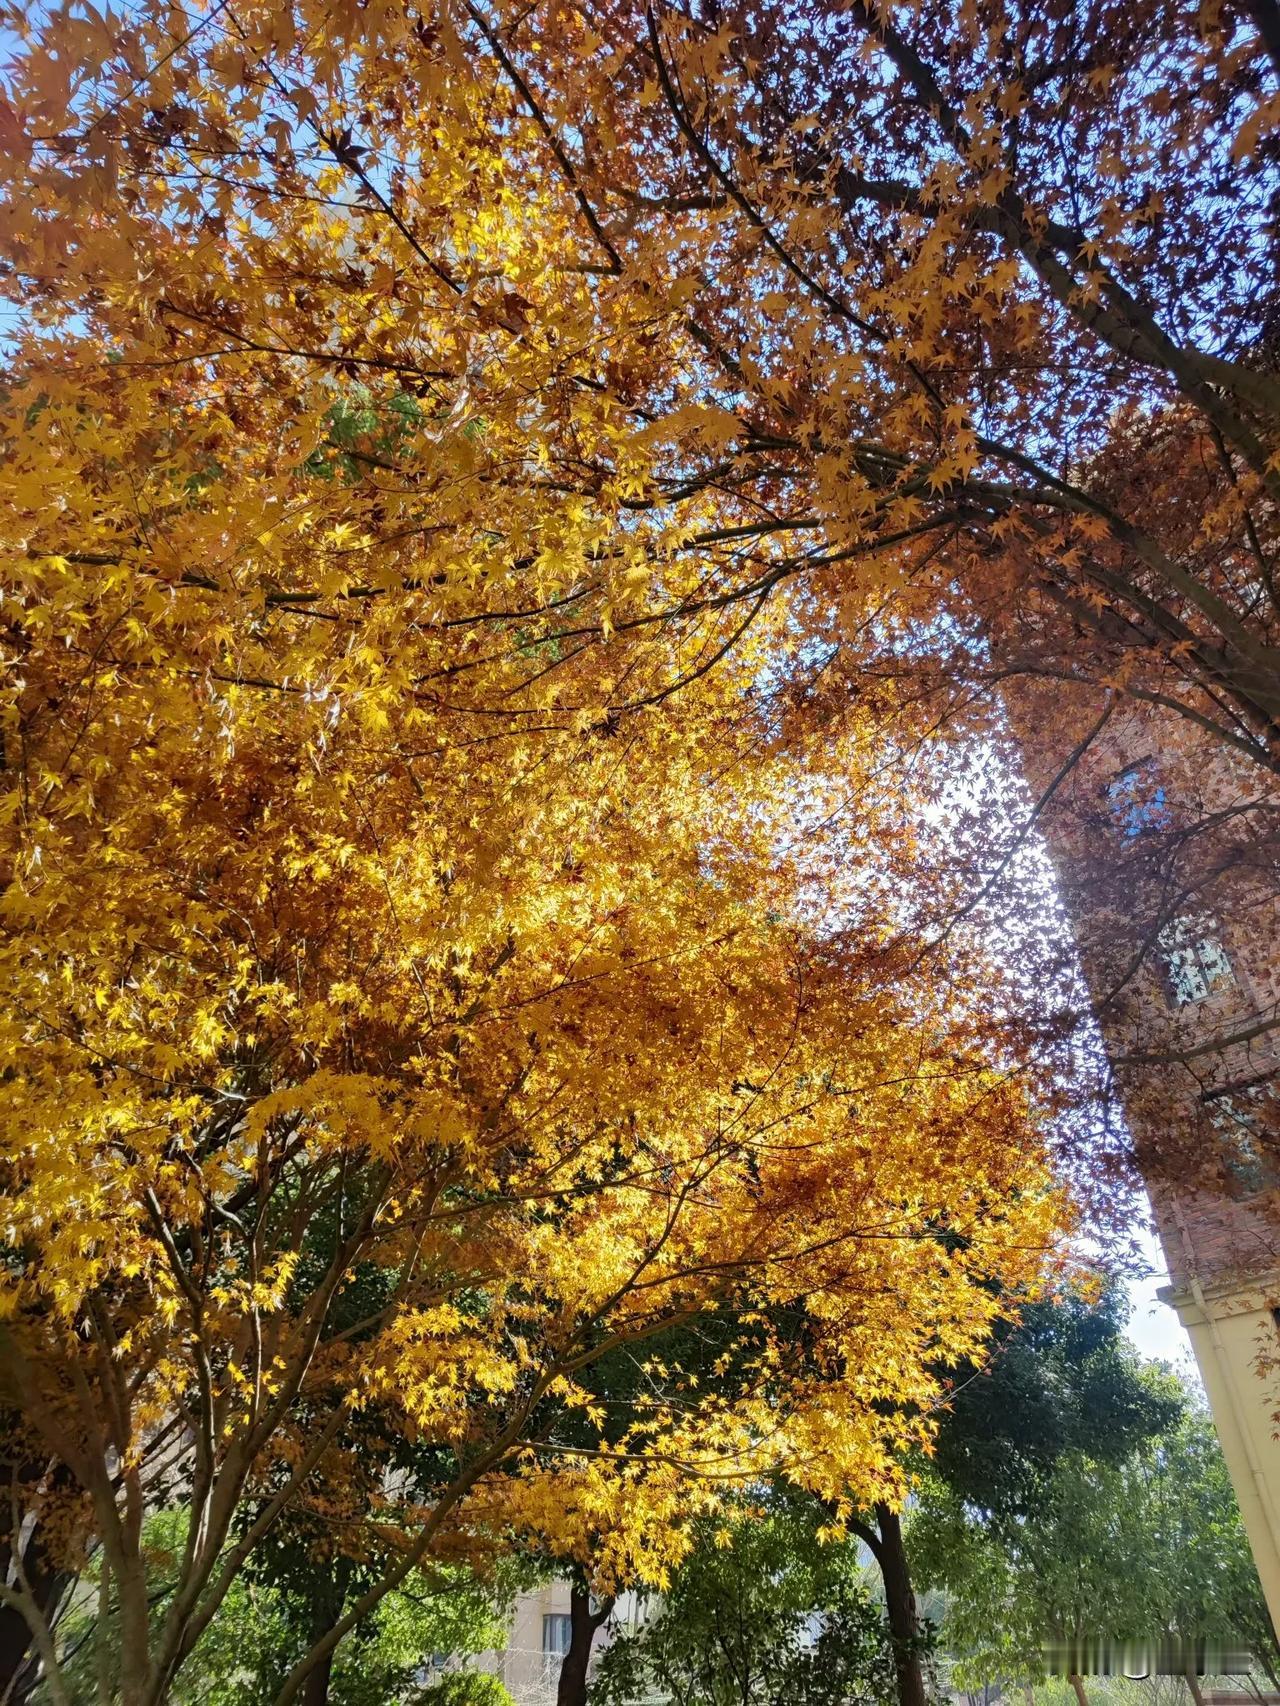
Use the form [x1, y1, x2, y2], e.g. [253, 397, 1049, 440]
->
[0, 9, 1070, 1698]
[2, 0, 1276, 1699]
[6, 0, 1275, 1140]
[592, 1491, 897, 1706]
[914, 1392, 1279, 1695]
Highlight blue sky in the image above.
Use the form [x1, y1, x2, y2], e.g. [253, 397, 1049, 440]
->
[1125, 1221, 1202, 1375]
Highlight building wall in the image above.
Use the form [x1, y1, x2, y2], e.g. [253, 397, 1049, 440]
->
[1005, 677, 1280, 1636]
[1161, 1273, 1280, 1628]
[469, 1583, 650, 1706]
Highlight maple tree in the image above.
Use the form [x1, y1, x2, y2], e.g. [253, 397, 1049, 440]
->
[5, 0, 1275, 1110]
[0, 520, 1058, 1706]
[8, 0, 1275, 1696]
[0, 479, 1060, 1706]
[0, 10, 1074, 1705]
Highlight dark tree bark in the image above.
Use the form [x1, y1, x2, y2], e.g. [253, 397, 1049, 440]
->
[0, 1546, 70, 1703]
[297, 1569, 352, 1706]
[555, 1583, 615, 1706]
[850, 1503, 928, 1706]
[0, 1458, 74, 1706]
[300, 1644, 336, 1706]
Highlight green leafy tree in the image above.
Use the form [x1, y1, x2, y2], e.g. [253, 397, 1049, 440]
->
[912, 1390, 1279, 1702]
[36, 1510, 517, 1706]
[930, 1287, 1184, 1515]
[592, 1491, 897, 1706]
[852, 1287, 1180, 1706]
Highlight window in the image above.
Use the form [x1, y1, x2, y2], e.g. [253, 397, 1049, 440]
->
[1157, 916, 1234, 1006]
[1207, 1082, 1278, 1198]
[543, 1615, 573, 1658]
[1105, 759, 1169, 837]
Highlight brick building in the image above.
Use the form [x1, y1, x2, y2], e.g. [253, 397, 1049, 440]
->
[1008, 679, 1280, 1633]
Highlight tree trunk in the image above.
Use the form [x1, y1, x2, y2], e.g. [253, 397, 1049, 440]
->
[556, 1584, 615, 1706]
[300, 1645, 335, 1706]
[872, 1502, 928, 1706]
[1184, 1665, 1206, 1706]
[0, 1598, 41, 1706]
[0, 1523, 72, 1704]
[296, 1576, 351, 1706]
[1069, 1674, 1090, 1706]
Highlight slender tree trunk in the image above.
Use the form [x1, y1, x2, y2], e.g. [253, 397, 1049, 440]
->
[0, 1526, 71, 1703]
[1069, 1674, 1090, 1706]
[1184, 1665, 1206, 1706]
[0, 1604, 33, 1706]
[298, 1577, 350, 1706]
[0, 1455, 74, 1706]
[872, 1503, 928, 1706]
[300, 1646, 335, 1706]
[556, 1584, 614, 1706]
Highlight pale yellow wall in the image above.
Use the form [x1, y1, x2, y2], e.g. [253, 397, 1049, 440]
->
[471, 1582, 650, 1703]
[1163, 1276, 1280, 1638]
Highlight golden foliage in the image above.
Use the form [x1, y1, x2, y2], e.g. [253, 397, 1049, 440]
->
[0, 4, 1095, 1698]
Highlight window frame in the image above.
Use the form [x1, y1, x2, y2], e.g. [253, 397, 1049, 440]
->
[1205, 1078, 1278, 1199]
[542, 1613, 574, 1658]
[1156, 914, 1234, 1007]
